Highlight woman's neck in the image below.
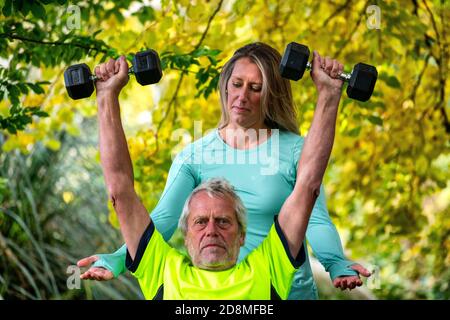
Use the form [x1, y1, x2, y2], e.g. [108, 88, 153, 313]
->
[219, 123, 272, 150]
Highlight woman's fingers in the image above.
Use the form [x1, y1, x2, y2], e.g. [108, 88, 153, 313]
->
[80, 267, 112, 281]
[77, 255, 98, 268]
[351, 263, 372, 277]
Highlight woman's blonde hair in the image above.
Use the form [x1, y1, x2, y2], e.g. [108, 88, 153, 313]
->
[218, 42, 299, 134]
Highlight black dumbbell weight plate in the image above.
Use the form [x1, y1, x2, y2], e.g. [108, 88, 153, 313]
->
[64, 63, 94, 100]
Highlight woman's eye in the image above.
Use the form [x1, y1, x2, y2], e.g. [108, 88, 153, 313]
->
[251, 86, 261, 92]
[232, 82, 241, 87]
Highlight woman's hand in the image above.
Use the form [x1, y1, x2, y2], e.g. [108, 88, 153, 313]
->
[310, 51, 344, 98]
[94, 55, 129, 98]
[333, 263, 372, 290]
[77, 255, 114, 281]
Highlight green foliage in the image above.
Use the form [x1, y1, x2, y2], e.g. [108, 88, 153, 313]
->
[0, 120, 142, 299]
[161, 47, 222, 98]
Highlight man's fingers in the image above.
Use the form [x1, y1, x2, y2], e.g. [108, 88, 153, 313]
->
[106, 58, 116, 76]
[324, 56, 333, 72]
[115, 59, 120, 73]
[338, 62, 344, 76]
[77, 255, 99, 268]
[118, 55, 129, 76]
[94, 64, 104, 81]
[330, 59, 340, 78]
[312, 51, 322, 74]
[351, 264, 372, 277]
[100, 63, 108, 81]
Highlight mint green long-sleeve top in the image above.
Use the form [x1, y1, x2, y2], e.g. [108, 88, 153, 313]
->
[93, 129, 357, 299]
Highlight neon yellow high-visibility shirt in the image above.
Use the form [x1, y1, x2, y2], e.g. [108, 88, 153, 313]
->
[126, 218, 305, 300]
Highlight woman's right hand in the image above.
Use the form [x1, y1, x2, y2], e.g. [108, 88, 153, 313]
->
[77, 255, 114, 281]
[94, 55, 129, 98]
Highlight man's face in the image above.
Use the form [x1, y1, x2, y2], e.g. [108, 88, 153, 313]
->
[184, 191, 245, 271]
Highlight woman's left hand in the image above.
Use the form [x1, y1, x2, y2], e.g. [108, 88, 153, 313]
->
[333, 263, 372, 290]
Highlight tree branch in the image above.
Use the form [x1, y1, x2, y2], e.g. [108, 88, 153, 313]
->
[421, 0, 449, 133]
[192, 0, 224, 51]
[152, 0, 224, 154]
[321, 0, 352, 29]
[0, 33, 109, 54]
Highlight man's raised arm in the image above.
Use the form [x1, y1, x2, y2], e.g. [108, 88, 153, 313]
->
[278, 51, 344, 257]
[96, 56, 150, 260]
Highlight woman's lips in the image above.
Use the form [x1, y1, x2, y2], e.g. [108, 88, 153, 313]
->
[232, 106, 250, 113]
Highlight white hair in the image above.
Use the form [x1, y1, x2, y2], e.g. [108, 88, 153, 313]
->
[178, 178, 247, 235]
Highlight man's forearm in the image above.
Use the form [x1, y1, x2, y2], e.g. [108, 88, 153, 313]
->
[295, 92, 339, 195]
[97, 93, 134, 199]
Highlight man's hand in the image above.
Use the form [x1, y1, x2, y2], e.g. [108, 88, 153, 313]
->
[77, 255, 114, 281]
[94, 55, 129, 97]
[333, 264, 372, 290]
[310, 51, 344, 96]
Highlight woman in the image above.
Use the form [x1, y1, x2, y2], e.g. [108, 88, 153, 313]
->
[79, 42, 370, 299]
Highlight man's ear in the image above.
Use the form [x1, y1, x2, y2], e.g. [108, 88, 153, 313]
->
[239, 232, 245, 247]
[184, 235, 189, 248]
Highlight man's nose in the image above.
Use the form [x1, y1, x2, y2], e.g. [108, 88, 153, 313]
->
[204, 220, 219, 236]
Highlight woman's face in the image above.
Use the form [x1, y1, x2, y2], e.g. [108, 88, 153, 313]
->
[226, 57, 264, 129]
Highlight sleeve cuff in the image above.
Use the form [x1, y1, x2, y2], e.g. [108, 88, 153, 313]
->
[92, 244, 128, 278]
[273, 216, 306, 268]
[125, 221, 155, 273]
[328, 261, 358, 280]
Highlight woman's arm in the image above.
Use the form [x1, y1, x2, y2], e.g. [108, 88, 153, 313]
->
[306, 185, 358, 279]
[291, 137, 358, 280]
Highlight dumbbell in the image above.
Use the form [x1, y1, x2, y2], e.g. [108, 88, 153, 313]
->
[64, 49, 162, 100]
[279, 42, 378, 102]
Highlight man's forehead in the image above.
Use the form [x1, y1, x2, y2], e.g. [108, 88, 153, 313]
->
[189, 192, 236, 217]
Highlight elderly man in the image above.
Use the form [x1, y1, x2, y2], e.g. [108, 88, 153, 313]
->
[91, 50, 343, 299]
[126, 177, 305, 299]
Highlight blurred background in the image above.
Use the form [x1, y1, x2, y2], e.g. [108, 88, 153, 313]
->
[0, 0, 449, 300]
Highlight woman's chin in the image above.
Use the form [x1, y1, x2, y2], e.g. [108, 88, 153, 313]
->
[229, 115, 257, 129]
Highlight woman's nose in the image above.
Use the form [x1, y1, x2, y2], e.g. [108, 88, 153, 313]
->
[236, 86, 249, 102]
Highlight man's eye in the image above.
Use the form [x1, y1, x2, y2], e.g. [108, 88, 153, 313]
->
[217, 219, 230, 225]
[195, 219, 206, 225]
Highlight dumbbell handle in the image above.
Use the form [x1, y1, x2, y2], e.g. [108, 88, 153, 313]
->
[89, 66, 135, 81]
[305, 61, 352, 81]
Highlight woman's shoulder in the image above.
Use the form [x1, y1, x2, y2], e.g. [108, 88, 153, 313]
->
[277, 130, 304, 149]
[184, 129, 217, 152]
[173, 129, 218, 162]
